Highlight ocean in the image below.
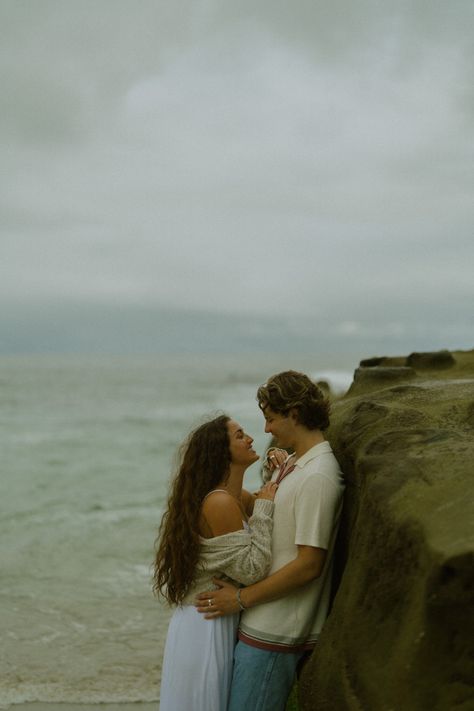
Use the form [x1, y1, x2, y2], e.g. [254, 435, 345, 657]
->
[0, 354, 354, 707]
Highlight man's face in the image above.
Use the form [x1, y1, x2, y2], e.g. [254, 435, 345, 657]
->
[262, 407, 295, 449]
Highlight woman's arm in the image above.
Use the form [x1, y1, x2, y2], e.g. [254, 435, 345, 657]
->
[241, 488, 255, 517]
[241, 447, 287, 515]
[199, 486, 278, 586]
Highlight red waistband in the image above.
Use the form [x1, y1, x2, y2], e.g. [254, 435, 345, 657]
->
[238, 630, 316, 654]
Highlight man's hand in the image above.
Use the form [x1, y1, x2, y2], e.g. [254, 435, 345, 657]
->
[195, 578, 241, 618]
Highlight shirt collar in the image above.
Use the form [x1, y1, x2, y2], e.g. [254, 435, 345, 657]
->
[294, 440, 332, 468]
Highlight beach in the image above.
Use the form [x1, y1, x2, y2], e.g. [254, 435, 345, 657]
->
[8, 705, 157, 711]
[0, 354, 353, 708]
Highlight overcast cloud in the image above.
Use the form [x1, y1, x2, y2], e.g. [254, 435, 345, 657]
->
[1, 0, 473, 355]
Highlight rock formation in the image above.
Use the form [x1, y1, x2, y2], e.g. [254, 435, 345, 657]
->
[300, 349, 474, 711]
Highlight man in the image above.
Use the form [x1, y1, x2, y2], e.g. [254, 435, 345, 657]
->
[196, 370, 345, 711]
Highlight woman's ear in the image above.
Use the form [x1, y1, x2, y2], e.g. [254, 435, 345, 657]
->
[288, 408, 299, 425]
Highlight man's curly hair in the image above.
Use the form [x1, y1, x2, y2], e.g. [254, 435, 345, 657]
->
[257, 370, 330, 431]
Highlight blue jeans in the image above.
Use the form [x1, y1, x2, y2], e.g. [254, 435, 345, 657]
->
[228, 641, 304, 711]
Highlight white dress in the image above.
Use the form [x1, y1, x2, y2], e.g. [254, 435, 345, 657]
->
[159, 605, 239, 710]
[159, 497, 274, 711]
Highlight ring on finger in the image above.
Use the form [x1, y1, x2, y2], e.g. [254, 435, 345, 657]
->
[208, 598, 212, 607]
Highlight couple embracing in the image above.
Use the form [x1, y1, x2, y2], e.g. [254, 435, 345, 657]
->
[154, 370, 345, 710]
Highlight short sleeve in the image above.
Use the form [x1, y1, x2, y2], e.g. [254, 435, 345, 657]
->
[294, 473, 343, 549]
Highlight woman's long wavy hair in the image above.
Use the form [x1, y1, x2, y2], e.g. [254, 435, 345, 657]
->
[153, 414, 232, 605]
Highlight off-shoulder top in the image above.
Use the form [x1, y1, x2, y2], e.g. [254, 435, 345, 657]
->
[180, 497, 274, 605]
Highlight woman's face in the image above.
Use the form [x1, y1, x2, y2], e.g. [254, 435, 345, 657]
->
[227, 419, 259, 467]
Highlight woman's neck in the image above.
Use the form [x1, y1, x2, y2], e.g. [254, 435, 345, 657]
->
[217, 464, 245, 499]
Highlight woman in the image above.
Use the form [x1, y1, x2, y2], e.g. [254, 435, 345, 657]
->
[154, 414, 278, 711]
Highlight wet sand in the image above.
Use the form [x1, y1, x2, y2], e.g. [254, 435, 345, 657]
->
[6, 705, 157, 711]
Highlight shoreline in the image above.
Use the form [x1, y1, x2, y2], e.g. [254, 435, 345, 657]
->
[5, 705, 158, 711]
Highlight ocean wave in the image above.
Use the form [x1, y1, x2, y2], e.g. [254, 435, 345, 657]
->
[0, 503, 160, 528]
[0, 682, 159, 708]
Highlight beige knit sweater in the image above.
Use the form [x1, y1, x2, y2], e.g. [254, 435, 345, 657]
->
[180, 498, 274, 605]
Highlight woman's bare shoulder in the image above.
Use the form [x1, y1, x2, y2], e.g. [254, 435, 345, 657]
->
[201, 491, 245, 536]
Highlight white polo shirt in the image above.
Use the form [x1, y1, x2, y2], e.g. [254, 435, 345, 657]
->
[239, 440, 344, 652]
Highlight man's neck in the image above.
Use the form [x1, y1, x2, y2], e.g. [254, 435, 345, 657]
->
[292, 429, 325, 460]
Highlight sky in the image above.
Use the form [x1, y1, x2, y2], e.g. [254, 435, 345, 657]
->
[1, 0, 473, 358]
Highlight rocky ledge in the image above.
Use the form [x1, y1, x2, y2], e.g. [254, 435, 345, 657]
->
[300, 349, 474, 711]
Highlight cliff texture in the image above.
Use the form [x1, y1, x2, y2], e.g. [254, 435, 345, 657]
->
[300, 349, 474, 711]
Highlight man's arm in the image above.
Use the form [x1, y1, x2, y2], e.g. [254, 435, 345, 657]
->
[195, 544, 327, 617]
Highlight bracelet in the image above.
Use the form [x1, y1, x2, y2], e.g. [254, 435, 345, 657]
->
[236, 588, 247, 611]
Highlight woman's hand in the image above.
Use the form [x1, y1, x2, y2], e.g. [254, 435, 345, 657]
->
[261, 447, 288, 483]
[254, 481, 278, 501]
[195, 578, 241, 618]
[264, 447, 288, 471]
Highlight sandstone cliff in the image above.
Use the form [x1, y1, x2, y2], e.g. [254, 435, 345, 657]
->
[300, 349, 474, 711]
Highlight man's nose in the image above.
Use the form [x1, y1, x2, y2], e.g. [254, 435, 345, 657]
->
[264, 422, 271, 434]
